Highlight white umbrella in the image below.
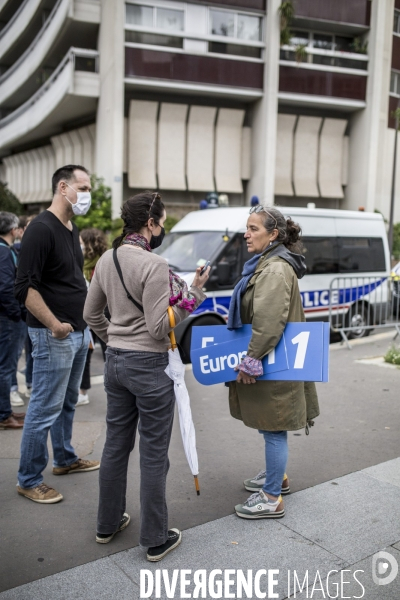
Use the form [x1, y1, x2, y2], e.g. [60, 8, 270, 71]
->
[165, 307, 200, 495]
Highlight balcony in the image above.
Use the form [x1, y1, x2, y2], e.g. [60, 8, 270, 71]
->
[0, 0, 100, 107]
[393, 36, 400, 72]
[0, 0, 57, 64]
[292, 0, 371, 34]
[279, 65, 367, 111]
[125, 47, 263, 100]
[0, 0, 25, 26]
[0, 48, 99, 154]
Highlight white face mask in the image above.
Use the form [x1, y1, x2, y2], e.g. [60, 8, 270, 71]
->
[64, 182, 91, 216]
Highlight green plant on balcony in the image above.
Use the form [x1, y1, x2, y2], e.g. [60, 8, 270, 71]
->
[295, 43, 307, 64]
[279, 0, 295, 46]
[392, 107, 400, 130]
[350, 36, 368, 54]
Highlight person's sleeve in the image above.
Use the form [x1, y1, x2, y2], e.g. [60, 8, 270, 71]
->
[83, 269, 109, 343]
[142, 261, 206, 341]
[0, 247, 21, 321]
[246, 267, 291, 360]
[14, 222, 53, 304]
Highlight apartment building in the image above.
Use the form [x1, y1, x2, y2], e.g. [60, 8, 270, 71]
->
[0, 0, 399, 222]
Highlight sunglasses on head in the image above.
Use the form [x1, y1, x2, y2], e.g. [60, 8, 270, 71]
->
[249, 205, 278, 228]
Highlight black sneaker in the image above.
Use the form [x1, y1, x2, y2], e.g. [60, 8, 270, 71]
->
[147, 528, 182, 562]
[96, 513, 131, 544]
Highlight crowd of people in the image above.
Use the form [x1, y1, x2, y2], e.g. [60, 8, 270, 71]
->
[0, 163, 318, 561]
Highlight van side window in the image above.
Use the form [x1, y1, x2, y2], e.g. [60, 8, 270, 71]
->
[338, 237, 386, 272]
[302, 237, 339, 274]
[216, 235, 244, 287]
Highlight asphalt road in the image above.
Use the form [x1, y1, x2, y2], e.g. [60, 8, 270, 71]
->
[0, 332, 399, 592]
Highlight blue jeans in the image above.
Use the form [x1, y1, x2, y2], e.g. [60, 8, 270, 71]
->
[18, 327, 89, 489]
[259, 430, 288, 498]
[11, 320, 29, 391]
[0, 315, 23, 421]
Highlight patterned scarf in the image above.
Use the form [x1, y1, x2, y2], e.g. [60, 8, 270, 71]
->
[122, 233, 196, 313]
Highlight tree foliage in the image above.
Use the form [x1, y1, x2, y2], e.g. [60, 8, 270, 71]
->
[73, 175, 112, 232]
[393, 222, 400, 259]
[0, 181, 24, 215]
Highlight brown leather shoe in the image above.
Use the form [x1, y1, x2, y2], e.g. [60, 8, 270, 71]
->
[0, 415, 24, 429]
[12, 411, 25, 420]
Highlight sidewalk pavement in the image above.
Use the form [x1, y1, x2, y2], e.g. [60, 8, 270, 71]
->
[1, 457, 399, 600]
[1, 330, 399, 599]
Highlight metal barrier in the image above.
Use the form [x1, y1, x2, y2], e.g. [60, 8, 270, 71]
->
[328, 275, 400, 348]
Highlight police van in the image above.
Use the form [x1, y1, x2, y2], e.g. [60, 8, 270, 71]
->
[155, 207, 390, 361]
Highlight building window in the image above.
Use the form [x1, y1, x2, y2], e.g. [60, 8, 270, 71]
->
[280, 30, 368, 71]
[125, 3, 184, 48]
[209, 9, 262, 58]
[126, 4, 184, 30]
[210, 9, 261, 41]
[125, 2, 263, 60]
[126, 4, 153, 27]
[156, 8, 184, 31]
[394, 9, 400, 34]
[390, 70, 400, 96]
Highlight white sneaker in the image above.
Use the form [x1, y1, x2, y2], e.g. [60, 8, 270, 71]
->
[25, 387, 32, 398]
[76, 393, 89, 406]
[10, 391, 24, 406]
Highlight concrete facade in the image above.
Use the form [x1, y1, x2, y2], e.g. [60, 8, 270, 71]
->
[0, 0, 399, 223]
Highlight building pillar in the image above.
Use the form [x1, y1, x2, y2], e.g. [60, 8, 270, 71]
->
[346, 0, 394, 214]
[95, 0, 124, 219]
[247, 0, 280, 206]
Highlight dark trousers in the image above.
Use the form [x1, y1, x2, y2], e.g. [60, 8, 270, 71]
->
[79, 332, 106, 390]
[80, 348, 93, 390]
[98, 348, 175, 547]
[0, 316, 23, 421]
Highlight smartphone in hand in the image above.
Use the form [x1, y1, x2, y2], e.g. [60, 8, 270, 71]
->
[200, 260, 211, 276]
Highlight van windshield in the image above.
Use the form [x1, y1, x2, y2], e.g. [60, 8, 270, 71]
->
[154, 231, 225, 272]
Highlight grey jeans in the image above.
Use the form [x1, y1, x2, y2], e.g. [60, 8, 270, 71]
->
[98, 348, 175, 547]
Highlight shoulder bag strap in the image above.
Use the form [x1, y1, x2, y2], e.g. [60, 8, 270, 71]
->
[113, 248, 144, 313]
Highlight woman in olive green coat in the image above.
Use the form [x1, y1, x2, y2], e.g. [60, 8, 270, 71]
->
[227, 206, 319, 520]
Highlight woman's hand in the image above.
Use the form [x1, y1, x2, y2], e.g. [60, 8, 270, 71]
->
[235, 369, 256, 384]
[192, 265, 211, 289]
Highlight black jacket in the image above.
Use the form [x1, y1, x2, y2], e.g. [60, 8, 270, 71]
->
[0, 239, 21, 322]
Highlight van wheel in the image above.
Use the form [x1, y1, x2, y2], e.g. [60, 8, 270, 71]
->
[181, 315, 225, 364]
[346, 303, 372, 339]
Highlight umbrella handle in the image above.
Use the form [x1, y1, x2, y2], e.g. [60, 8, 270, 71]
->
[167, 306, 178, 350]
[194, 475, 200, 496]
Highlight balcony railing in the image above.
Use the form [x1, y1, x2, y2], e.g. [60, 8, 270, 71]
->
[0, 0, 42, 59]
[0, 47, 98, 129]
[280, 46, 368, 73]
[294, 0, 371, 28]
[0, 0, 64, 87]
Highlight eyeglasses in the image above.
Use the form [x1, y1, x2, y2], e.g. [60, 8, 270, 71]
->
[249, 205, 278, 228]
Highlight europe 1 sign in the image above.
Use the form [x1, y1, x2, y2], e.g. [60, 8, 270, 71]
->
[191, 322, 330, 386]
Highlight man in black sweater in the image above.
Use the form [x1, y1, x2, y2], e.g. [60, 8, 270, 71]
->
[14, 165, 99, 504]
